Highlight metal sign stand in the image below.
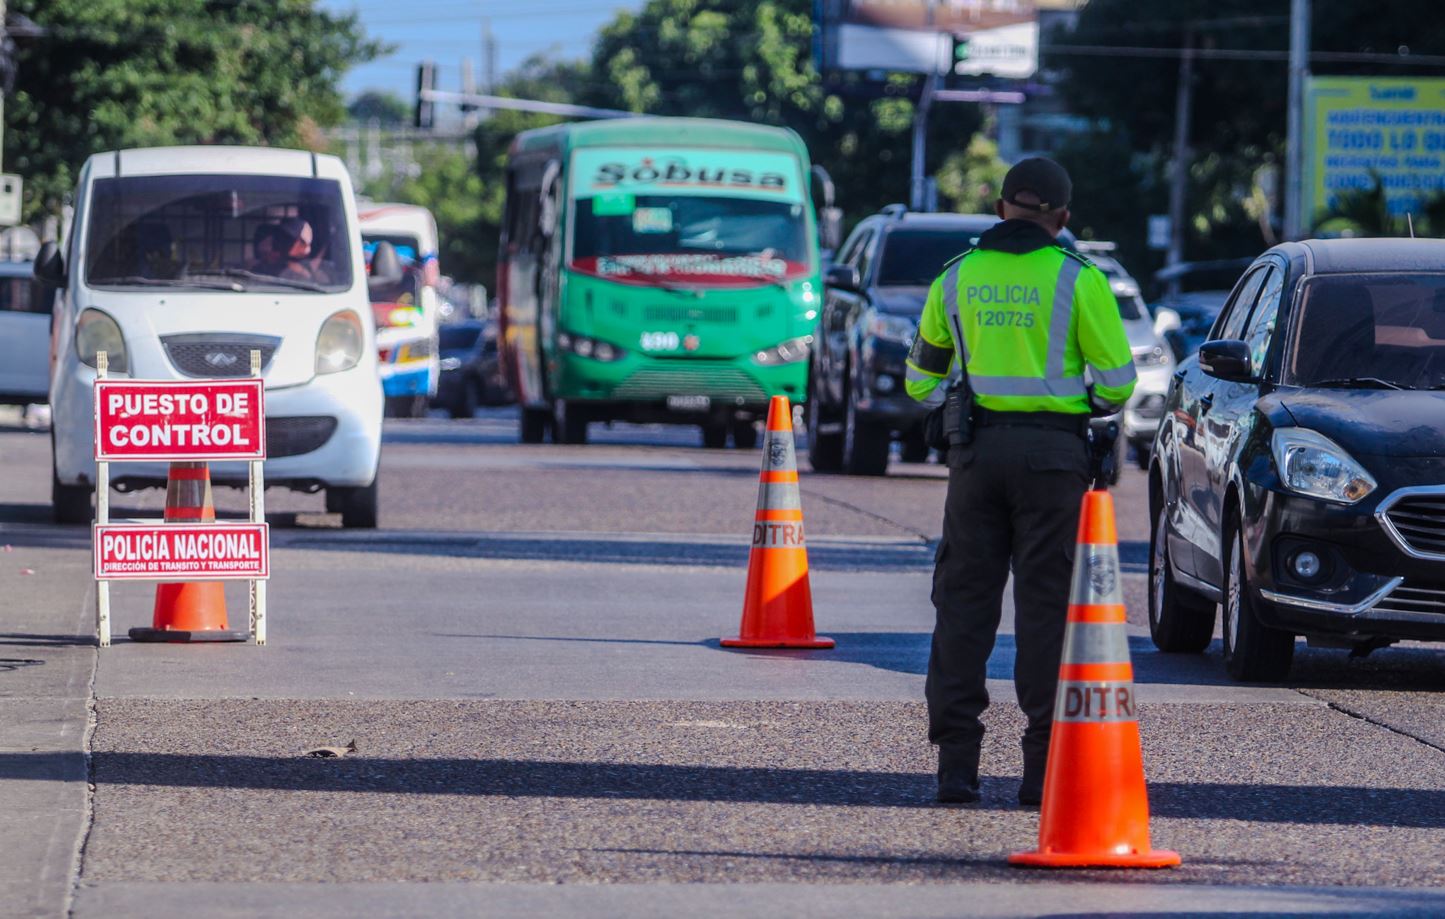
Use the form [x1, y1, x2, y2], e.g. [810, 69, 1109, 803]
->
[92, 349, 268, 647]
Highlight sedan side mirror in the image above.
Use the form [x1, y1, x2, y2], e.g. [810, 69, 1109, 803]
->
[1199, 338, 1252, 382]
[34, 241, 66, 289]
[825, 263, 861, 292]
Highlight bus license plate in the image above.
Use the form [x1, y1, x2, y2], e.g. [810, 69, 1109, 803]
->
[667, 395, 710, 411]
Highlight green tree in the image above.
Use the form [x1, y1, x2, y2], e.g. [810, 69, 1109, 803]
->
[7, 0, 383, 220]
[935, 133, 1009, 214]
[348, 91, 411, 127]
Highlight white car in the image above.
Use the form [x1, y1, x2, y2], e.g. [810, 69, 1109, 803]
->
[41, 146, 386, 526]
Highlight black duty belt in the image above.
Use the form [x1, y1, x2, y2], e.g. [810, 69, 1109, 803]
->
[974, 408, 1087, 435]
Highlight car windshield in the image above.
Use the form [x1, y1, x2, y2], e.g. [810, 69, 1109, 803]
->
[1287, 273, 1445, 389]
[439, 324, 482, 350]
[570, 195, 811, 285]
[875, 230, 979, 286]
[85, 174, 352, 292]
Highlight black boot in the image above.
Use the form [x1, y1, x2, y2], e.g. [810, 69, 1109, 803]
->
[937, 746, 981, 804]
[1019, 749, 1047, 807]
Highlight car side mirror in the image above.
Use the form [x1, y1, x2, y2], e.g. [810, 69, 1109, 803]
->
[818, 206, 843, 252]
[1199, 338, 1252, 382]
[1153, 306, 1181, 338]
[825, 263, 861, 292]
[34, 241, 66, 289]
[368, 240, 404, 288]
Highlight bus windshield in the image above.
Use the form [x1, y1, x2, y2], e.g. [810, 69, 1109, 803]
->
[570, 195, 810, 285]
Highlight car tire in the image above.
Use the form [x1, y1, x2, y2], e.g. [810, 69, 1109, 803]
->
[333, 479, 379, 529]
[900, 428, 930, 464]
[842, 381, 890, 476]
[552, 400, 589, 444]
[731, 419, 759, 450]
[806, 388, 843, 473]
[701, 422, 728, 449]
[1148, 503, 1215, 653]
[52, 466, 92, 525]
[1222, 521, 1295, 682]
[448, 379, 478, 420]
[520, 407, 549, 444]
[1133, 440, 1152, 471]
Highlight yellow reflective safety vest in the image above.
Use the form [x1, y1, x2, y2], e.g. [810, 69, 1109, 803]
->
[905, 232, 1137, 414]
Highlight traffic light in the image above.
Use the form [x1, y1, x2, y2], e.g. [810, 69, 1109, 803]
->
[950, 34, 970, 76]
[415, 61, 437, 130]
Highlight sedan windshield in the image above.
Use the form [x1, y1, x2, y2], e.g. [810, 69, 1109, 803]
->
[85, 174, 352, 292]
[1287, 273, 1445, 389]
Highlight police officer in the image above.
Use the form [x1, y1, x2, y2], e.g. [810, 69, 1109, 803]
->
[904, 158, 1136, 806]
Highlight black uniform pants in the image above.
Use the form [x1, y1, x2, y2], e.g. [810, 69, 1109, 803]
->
[926, 422, 1090, 768]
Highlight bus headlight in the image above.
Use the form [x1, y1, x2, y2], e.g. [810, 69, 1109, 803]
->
[754, 335, 813, 365]
[557, 331, 625, 362]
[316, 310, 365, 374]
[76, 309, 129, 373]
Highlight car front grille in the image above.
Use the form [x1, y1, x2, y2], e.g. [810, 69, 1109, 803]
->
[1381, 493, 1445, 558]
[612, 363, 769, 402]
[162, 334, 280, 378]
[1373, 580, 1445, 619]
[265, 416, 337, 458]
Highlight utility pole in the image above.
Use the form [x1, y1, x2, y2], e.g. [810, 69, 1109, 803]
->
[1165, 31, 1195, 295]
[1284, 0, 1311, 240]
[910, 72, 938, 211]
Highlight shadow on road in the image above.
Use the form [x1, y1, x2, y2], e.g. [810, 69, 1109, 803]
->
[5, 749, 1441, 828]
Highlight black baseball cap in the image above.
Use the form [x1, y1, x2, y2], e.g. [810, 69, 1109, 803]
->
[1001, 157, 1072, 213]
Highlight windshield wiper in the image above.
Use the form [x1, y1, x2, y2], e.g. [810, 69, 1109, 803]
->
[190, 268, 328, 293]
[1311, 376, 1405, 391]
[96, 275, 240, 291]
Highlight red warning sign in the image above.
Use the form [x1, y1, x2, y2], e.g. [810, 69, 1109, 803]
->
[94, 523, 270, 580]
[94, 379, 266, 461]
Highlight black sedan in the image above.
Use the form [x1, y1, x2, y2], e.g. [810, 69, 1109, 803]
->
[433, 320, 510, 418]
[1150, 238, 1445, 681]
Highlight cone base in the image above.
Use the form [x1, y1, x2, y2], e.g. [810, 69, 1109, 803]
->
[1008, 849, 1181, 869]
[720, 636, 835, 649]
[128, 627, 250, 643]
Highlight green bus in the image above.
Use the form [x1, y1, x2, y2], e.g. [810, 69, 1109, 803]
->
[497, 117, 834, 447]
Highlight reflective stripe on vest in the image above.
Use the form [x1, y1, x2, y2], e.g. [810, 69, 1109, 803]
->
[943, 254, 1083, 400]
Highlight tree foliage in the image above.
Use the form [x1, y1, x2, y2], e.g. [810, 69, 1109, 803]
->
[348, 91, 411, 127]
[7, 0, 383, 219]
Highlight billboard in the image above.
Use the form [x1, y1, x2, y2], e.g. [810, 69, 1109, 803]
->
[1305, 76, 1445, 224]
[815, 0, 1039, 80]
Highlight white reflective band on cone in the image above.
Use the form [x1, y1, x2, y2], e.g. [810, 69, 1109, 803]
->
[1054, 679, 1138, 723]
[1060, 620, 1132, 665]
[1069, 543, 1123, 606]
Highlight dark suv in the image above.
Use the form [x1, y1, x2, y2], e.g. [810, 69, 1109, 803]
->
[807, 208, 1073, 475]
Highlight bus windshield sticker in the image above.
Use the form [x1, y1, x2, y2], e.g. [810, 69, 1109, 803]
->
[591, 192, 636, 217]
[632, 207, 674, 234]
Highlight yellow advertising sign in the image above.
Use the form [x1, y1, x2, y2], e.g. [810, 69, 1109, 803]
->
[1306, 76, 1445, 226]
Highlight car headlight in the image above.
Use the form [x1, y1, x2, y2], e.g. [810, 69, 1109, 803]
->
[316, 310, 365, 374]
[439, 356, 462, 371]
[754, 334, 813, 365]
[869, 313, 917, 345]
[556, 331, 625, 362]
[1271, 427, 1376, 504]
[76, 309, 128, 373]
[1133, 344, 1170, 367]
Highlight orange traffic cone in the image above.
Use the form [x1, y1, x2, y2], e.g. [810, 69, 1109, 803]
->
[1009, 489, 1180, 869]
[721, 396, 833, 649]
[129, 461, 248, 643]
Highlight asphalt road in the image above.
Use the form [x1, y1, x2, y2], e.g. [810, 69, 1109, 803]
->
[3, 406, 1445, 918]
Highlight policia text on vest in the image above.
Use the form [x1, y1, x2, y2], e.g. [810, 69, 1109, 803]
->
[903, 159, 1136, 807]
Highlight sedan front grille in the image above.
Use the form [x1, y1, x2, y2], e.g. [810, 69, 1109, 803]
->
[1380, 492, 1445, 558]
[1373, 580, 1445, 619]
[162, 334, 280, 378]
[265, 416, 337, 458]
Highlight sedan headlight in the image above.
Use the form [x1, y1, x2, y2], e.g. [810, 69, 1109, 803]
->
[76, 309, 128, 373]
[869, 313, 917, 345]
[754, 334, 813, 366]
[1271, 427, 1376, 504]
[316, 310, 365, 374]
[1133, 344, 1171, 367]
